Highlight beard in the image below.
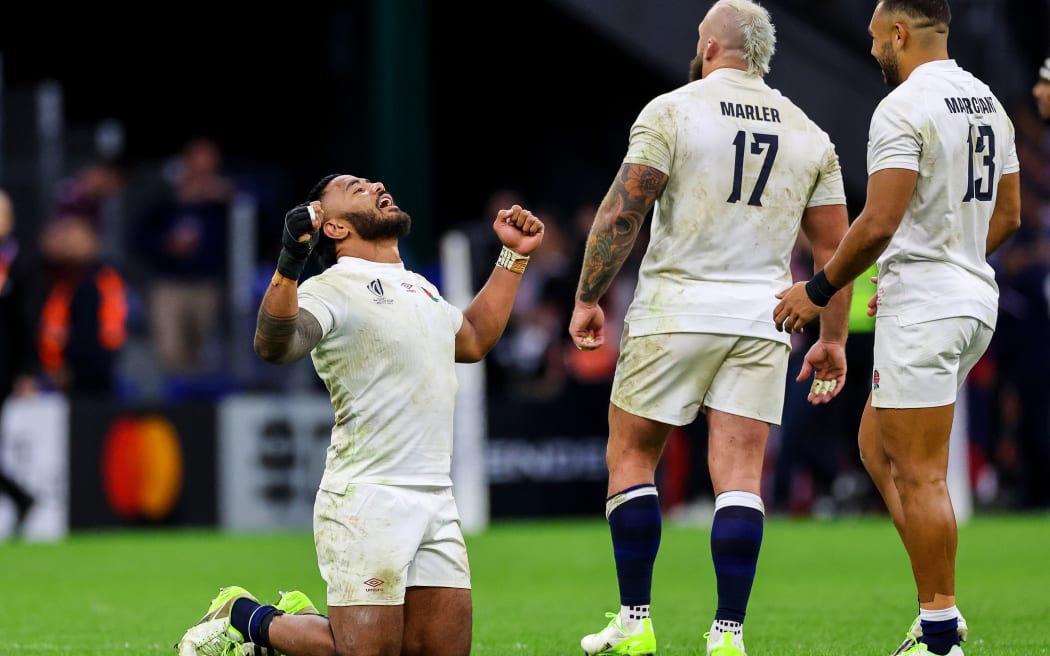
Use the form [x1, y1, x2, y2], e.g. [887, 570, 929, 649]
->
[346, 207, 412, 241]
[688, 54, 704, 82]
[875, 44, 902, 88]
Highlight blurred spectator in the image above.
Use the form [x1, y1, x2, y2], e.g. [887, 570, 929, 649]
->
[0, 189, 38, 533]
[50, 159, 125, 230]
[134, 137, 234, 375]
[0, 191, 42, 398]
[36, 214, 128, 395]
[50, 158, 127, 266]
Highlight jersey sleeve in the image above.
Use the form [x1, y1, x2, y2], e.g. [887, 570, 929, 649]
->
[806, 138, 847, 208]
[297, 275, 338, 338]
[1002, 118, 1020, 175]
[445, 302, 465, 334]
[623, 97, 673, 175]
[867, 95, 922, 174]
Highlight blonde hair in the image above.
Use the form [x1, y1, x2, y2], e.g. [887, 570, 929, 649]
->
[713, 0, 777, 76]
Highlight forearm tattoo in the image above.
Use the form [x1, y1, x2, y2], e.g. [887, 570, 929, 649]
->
[577, 163, 666, 304]
[254, 308, 323, 364]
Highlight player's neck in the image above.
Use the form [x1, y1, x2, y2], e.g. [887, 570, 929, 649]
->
[900, 49, 950, 82]
[338, 238, 402, 264]
[704, 59, 749, 77]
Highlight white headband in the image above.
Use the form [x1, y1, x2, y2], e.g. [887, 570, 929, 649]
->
[1041, 57, 1050, 82]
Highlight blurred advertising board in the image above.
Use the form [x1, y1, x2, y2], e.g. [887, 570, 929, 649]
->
[67, 399, 217, 529]
[217, 394, 333, 531]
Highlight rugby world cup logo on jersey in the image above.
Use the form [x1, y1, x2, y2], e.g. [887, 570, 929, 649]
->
[367, 278, 393, 305]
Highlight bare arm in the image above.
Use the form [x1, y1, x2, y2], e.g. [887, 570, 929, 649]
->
[774, 168, 914, 334]
[577, 163, 665, 303]
[823, 168, 916, 288]
[456, 267, 527, 363]
[796, 202, 851, 403]
[253, 273, 324, 364]
[800, 203, 852, 344]
[986, 171, 1021, 256]
[254, 199, 326, 364]
[568, 163, 667, 350]
[455, 206, 545, 363]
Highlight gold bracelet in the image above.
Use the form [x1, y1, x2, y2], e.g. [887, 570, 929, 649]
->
[496, 245, 529, 275]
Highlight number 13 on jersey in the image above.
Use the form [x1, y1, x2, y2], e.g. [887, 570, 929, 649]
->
[963, 124, 996, 202]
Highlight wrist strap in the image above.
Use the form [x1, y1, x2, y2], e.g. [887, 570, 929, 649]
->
[496, 245, 529, 275]
[805, 269, 841, 307]
[277, 247, 309, 281]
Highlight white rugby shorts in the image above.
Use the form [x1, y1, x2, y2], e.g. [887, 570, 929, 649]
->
[314, 483, 471, 606]
[871, 315, 993, 409]
[611, 331, 790, 426]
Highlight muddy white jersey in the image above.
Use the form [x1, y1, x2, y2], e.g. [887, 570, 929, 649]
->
[297, 256, 464, 489]
[622, 68, 846, 346]
[868, 59, 1019, 327]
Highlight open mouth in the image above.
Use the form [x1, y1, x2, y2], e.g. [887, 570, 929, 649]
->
[378, 196, 394, 209]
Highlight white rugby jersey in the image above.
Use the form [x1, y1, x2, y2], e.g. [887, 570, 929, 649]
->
[297, 256, 464, 488]
[868, 59, 1019, 327]
[622, 68, 845, 346]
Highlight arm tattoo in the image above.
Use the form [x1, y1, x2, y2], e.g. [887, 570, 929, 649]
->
[577, 163, 667, 304]
[254, 308, 323, 364]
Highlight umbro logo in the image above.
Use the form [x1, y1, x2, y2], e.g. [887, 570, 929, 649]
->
[366, 279, 393, 304]
[364, 577, 385, 592]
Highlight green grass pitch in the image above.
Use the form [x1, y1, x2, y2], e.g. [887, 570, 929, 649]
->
[2, 514, 1047, 654]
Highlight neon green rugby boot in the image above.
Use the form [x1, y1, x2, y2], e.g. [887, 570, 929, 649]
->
[580, 611, 656, 655]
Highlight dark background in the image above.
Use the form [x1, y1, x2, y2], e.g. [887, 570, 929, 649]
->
[0, 0, 1046, 262]
[0, 2, 675, 257]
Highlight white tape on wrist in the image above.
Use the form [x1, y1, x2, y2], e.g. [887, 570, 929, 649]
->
[809, 379, 838, 395]
[496, 245, 529, 274]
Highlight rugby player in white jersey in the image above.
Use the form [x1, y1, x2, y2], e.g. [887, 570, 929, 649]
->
[568, 1, 851, 654]
[774, 2, 1021, 655]
[177, 173, 544, 656]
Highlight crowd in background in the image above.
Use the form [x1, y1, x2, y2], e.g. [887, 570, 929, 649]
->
[2, 91, 1049, 524]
